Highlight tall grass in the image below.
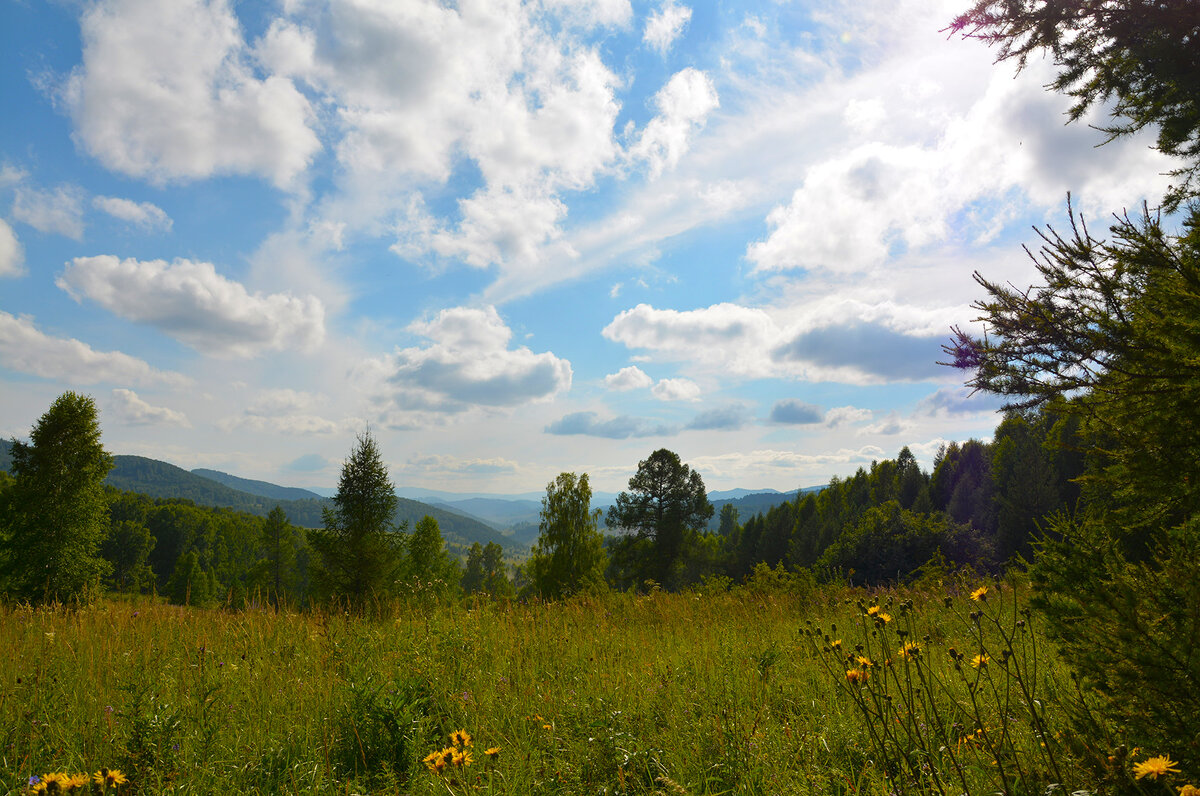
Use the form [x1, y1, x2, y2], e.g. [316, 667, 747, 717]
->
[0, 581, 1169, 794]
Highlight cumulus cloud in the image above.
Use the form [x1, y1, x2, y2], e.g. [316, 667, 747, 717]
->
[93, 196, 172, 231]
[630, 68, 718, 178]
[651, 377, 701, 402]
[400, 453, 521, 476]
[57, 256, 326, 358]
[604, 365, 653, 391]
[110, 388, 190, 426]
[220, 388, 355, 435]
[643, 0, 692, 55]
[916, 385, 1006, 417]
[862, 412, 908, 436]
[12, 185, 86, 239]
[824, 405, 874, 428]
[62, 0, 319, 187]
[285, 453, 330, 472]
[0, 311, 187, 386]
[376, 306, 572, 413]
[769, 399, 824, 425]
[686, 404, 751, 431]
[771, 320, 946, 382]
[0, 219, 24, 277]
[545, 410, 673, 439]
[689, 446, 888, 484]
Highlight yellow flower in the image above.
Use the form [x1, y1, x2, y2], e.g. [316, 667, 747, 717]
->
[845, 668, 869, 683]
[92, 769, 128, 788]
[543, 723, 553, 731]
[451, 729, 472, 748]
[64, 773, 90, 790]
[484, 746, 501, 759]
[856, 655, 874, 668]
[898, 641, 920, 660]
[970, 585, 988, 602]
[1178, 784, 1199, 796]
[876, 612, 892, 624]
[866, 605, 881, 616]
[971, 653, 990, 669]
[830, 639, 842, 649]
[1134, 755, 1181, 780]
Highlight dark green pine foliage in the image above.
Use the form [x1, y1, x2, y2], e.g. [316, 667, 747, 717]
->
[309, 431, 402, 606]
[253, 505, 300, 607]
[949, 204, 1200, 770]
[606, 449, 713, 591]
[2, 392, 113, 604]
[398, 515, 459, 604]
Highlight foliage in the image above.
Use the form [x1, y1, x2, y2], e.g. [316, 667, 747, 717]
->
[606, 449, 714, 591]
[309, 431, 403, 606]
[948, 0, 1200, 210]
[527, 472, 607, 600]
[252, 505, 301, 607]
[461, 542, 514, 598]
[398, 515, 460, 606]
[101, 519, 156, 593]
[1, 392, 113, 604]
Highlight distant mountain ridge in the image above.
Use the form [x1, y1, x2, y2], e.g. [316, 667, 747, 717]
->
[192, 468, 324, 502]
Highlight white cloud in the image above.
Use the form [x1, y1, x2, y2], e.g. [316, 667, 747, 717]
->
[220, 388, 357, 435]
[57, 256, 326, 358]
[630, 68, 718, 178]
[824, 405, 873, 428]
[604, 365, 653, 391]
[12, 185, 86, 239]
[374, 306, 572, 415]
[643, 0, 692, 55]
[63, 0, 319, 187]
[0, 311, 188, 386]
[689, 446, 888, 485]
[110, 388, 190, 426]
[0, 219, 24, 277]
[93, 196, 172, 231]
[861, 412, 909, 436]
[769, 399, 823, 425]
[651, 376, 700, 401]
[399, 452, 521, 476]
[546, 410, 674, 439]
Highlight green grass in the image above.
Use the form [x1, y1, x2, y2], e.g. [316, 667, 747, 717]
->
[0, 581, 1133, 795]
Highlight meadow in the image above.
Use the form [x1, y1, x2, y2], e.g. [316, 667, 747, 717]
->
[0, 575, 1149, 795]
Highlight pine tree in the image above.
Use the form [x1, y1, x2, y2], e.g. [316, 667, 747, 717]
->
[308, 430, 401, 606]
[2, 392, 113, 604]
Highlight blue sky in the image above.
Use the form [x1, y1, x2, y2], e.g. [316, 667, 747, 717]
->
[0, 0, 1173, 494]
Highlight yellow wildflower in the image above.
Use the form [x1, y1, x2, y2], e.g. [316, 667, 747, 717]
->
[898, 641, 920, 660]
[1134, 755, 1181, 780]
[93, 769, 128, 788]
[876, 612, 892, 624]
[856, 655, 874, 668]
[971, 653, 990, 669]
[543, 723, 553, 730]
[845, 668, 869, 684]
[484, 746, 501, 759]
[1178, 784, 1199, 796]
[970, 585, 988, 602]
[866, 605, 881, 616]
[451, 729, 472, 748]
[453, 749, 472, 767]
[830, 639, 842, 649]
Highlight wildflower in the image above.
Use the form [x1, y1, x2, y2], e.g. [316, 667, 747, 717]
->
[971, 653, 990, 669]
[1178, 784, 1199, 796]
[543, 723, 553, 730]
[92, 769, 128, 788]
[64, 773, 90, 790]
[830, 639, 842, 649]
[1134, 755, 1181, 780]
[970, 585, 988, 602]
[866, 605, 881, 616]
[453, 749, 472, 767]
[876, 612, 892, 624]
[846, 668, 869, 683]
[484, 747, 501, 759]
[898, 641, 920, 660]
[856, 655, 874, 668]
[450, 729, 472, 748]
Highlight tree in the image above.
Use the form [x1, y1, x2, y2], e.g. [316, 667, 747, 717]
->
[528, 472, 607, 600]
[102, 519, 156, 593]
[253, 505, 299, 607]
[949, 0, 1200, 210]
[309, 430, 402, 606]
[946, 203, 1200, 763]
[2, 392, 113, 603]
[398, 515, 459, 604]
[606, 449, 713, 591]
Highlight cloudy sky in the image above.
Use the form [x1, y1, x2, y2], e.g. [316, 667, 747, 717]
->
[0, 0, 1173, 495]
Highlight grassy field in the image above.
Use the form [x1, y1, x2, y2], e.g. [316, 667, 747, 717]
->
[0, 578, 1110, 795]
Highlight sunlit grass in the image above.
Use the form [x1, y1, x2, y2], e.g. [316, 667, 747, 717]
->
[0, 581, 1123, 794]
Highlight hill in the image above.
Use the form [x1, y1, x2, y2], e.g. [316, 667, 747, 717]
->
[706, 486, 823, 531]
[192, 468, 324, 502]
[104, 456, 516, 551]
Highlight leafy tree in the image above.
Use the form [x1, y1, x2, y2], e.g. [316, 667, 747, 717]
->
[949, 0, 1200, 210]
[717, 503, 739, 537]
[528, 472, 607, 600]
[606, 449, 713, 591]
[398, 515, 459, 604]
[309, 431, 403, 606]
[817, 501, 973, 585]
[166, 550, 215, 606]
[1, 392, 113, 603]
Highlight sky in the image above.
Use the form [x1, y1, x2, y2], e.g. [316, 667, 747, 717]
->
[0, 0, 1176, 496]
